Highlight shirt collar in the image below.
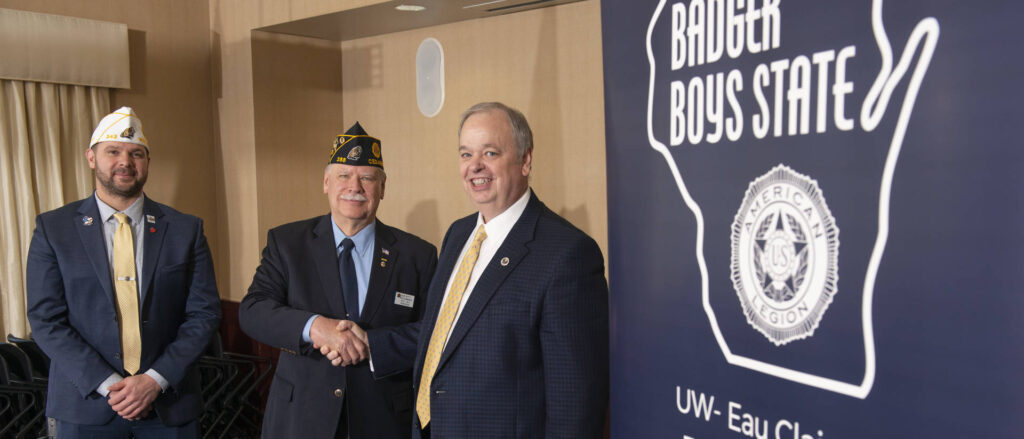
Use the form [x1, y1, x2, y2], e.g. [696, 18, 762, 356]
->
[95, 192, 145, 225]
[332, 218, 376, 257]
[475, 187, 531, 235]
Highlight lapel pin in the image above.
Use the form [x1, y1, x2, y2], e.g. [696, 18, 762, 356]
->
[380, 257, 388, 267]
[82, 216, 94, 226]
[149, 227, 156, 233]
[146, 215, 156, 224]
[382, 248, 390, 256]
[500, 257, 510, 266]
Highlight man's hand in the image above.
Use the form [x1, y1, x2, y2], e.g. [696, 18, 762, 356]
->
[107, 374, 161, 420]
[310, 317, 367, 366]
[321, 320, 368, 366]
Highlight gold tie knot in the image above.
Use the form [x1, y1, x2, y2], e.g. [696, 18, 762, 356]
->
[472, 225, 487, 246]
[113, 212, 130, 225]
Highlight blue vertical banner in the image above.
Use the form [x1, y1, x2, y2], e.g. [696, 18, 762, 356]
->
[602, 0, 1023, 437]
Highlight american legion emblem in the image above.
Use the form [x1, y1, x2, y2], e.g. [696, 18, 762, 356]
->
[730, 165, 839, 346]
[347, 146, 362, 161]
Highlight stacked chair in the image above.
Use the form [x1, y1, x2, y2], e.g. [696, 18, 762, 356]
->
[6, 337, 49, 381]
[1, 333, 273, 439]
[197, 334, 273, 438]
[1, 336, 48, 439]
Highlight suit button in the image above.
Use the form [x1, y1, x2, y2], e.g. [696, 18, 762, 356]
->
[334, 389, 343, 398]
[114, 353, 121, 359]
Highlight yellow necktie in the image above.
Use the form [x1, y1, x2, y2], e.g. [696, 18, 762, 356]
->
[416, 225, 487, 428]
[112, 213, 141, 374]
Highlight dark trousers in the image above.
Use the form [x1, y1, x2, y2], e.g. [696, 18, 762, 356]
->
[334, 397, 348, 439]
[56, 416, 197, 439]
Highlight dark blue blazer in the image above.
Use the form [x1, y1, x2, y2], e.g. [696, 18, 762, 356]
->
[25, 195, 222, 426]
[240, 216, 437, 438]
[412, 193, 610, 438]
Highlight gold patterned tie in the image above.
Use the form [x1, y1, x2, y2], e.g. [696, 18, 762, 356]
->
[112, 213, 142, 374]
[416, 225, 487, 428]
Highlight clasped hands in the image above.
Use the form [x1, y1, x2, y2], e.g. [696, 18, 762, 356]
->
[310, 316, 368, 367]
[106, 374, 161, 421]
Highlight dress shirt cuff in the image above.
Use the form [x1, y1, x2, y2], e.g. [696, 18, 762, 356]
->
[97, 373, 123, 397]
[144, 369, 170, 392]
[302, 314, 320, 344]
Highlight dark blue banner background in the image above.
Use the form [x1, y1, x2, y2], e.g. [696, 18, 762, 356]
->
[602, 0, 1023, 437]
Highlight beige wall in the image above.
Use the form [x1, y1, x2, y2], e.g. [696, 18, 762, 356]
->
[251, 30, 344, 244]
[0, 0, 221, 282]
[234, 0, 607, 300]
[338, 1, 607, 254]
[210, 0, 384, 301]
[0, 0, 216, 220]
[2, 0, 606, 304]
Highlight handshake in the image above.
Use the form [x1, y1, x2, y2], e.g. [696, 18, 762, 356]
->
[310, 316, 368, 367]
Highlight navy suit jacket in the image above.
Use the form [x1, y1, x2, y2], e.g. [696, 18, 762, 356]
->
[240, 216, 437, 438]
[412, 193, 610, 438]
[25, 195, 222, 426]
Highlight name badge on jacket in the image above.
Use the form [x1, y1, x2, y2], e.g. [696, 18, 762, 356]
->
[394, 292, 415, 308]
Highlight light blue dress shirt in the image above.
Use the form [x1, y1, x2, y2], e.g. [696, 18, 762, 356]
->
[93, 193, 169, 395]
[301, 219, 376, 342]
[95, 193, 145, 293]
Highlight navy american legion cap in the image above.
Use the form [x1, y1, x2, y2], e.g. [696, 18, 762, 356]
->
[330, 122, 383, 169]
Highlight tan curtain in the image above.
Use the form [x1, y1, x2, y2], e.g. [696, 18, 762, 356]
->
[0, 79, 108, 338]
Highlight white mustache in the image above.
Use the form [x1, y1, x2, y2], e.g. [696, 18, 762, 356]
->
[340, 193, 367, 202]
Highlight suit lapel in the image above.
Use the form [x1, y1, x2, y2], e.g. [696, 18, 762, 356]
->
[360, 220, 397, 323]
[428, 219, 475, 321]
[312, 215, 348, 319]
[436, 195, 542, 370]
[75, 197, 116, 309]
[414, 216, 475, 377]
[140, 198, 167, 305]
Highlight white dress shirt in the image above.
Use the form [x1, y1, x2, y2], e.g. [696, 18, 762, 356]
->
[438, 188, 531, 349]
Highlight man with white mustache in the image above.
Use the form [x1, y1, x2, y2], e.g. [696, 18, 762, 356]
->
[241, 122, 438, 438]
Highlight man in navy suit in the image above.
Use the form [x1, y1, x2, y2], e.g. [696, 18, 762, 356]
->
[240, 122, 437, 438]
[412, 102, 609, 438]
[26, 107, 222, 437]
